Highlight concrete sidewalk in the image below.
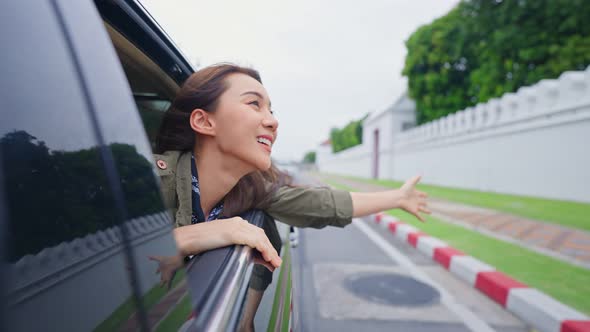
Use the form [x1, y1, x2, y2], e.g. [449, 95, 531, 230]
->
[318, 173, 590, 270]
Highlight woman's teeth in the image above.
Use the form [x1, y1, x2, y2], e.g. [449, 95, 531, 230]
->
[257, 137, 272, 146]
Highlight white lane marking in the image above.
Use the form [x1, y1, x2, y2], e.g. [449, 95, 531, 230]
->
[353, 219, 497, 332]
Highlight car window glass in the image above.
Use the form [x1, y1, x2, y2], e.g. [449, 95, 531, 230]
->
[135, 96, 171, 150]
[55, 0, 170, 218]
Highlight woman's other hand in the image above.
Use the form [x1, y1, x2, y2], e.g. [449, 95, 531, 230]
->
[398, 175, 431, 222]
[350, 176, 431, 221]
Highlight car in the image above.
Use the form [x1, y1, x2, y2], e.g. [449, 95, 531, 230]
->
[0, 0, 294, 331]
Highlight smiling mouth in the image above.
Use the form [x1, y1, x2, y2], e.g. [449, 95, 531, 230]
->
[256, 137, 272, 147]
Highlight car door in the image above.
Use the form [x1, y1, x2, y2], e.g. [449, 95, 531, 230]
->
[0, 1, 180, 331]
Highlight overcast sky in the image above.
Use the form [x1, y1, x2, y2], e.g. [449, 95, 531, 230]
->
[139, 0, 458, 162]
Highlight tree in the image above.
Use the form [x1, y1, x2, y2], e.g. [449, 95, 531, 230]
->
[302, 151, 316, 164]
[329, 113, 368, 153]
[403, 0, 590, 124]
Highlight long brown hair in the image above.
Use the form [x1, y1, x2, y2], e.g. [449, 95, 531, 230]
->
[156, 63, 290, 216]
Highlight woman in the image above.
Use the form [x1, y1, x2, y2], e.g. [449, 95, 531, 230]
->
[150, 63, 430, 329]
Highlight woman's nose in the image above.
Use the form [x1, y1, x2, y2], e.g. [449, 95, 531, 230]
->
[263, 112, 279, 131]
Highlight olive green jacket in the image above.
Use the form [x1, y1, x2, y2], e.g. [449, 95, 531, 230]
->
[153, 150, 354, 290]
[153, 150, 354, 229]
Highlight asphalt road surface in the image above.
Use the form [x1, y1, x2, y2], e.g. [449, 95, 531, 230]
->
[288, 171, 532, 332]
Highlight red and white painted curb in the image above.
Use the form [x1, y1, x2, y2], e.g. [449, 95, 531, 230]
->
[370, 212, 590, 332]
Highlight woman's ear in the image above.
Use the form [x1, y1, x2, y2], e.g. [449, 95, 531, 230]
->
[189, 109, 216, 137]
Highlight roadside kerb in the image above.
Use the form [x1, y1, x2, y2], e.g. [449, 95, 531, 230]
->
[416, 237, 448, 258]
[367, 213, 590, 332]
[507, 288, 590, 332]
[450, 256, 495, 285]
[395, 224, 418, 243]
[434, 247, 465, 269]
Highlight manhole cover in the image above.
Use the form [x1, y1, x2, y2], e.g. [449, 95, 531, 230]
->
[343, 273, 440, 307]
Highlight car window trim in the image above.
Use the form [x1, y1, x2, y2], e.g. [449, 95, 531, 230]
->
[185, 210, 267, 331]
[98, 0, 194, 84]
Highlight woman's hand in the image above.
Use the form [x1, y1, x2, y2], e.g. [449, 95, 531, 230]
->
[173, 217, 282, 271]
[148, 254, 183, 289]
[222, 217, 282, 270]
[350, 175, 431, 221]
[398, 175, 431, 222]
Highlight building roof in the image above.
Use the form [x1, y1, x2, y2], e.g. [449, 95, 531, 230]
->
[391, 92, 416, 113]
[365, 91, 416, 123]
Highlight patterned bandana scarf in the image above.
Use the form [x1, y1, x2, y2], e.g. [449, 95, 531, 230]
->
[191, 154, 224, 223]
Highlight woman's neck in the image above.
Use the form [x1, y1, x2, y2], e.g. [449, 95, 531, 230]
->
[193, 144, 252, 217]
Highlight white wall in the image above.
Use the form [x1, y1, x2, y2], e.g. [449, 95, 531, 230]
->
[317, 143, 372, 178]
[317, 67, 590, 203]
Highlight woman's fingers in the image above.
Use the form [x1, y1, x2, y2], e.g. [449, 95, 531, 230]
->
[261, 236, 281, 268]
[252, 252, 276, 272]
[255, 238, 272, 262]
[419, 206, 432, 214]
[261, 235, 282, 268]
[263, 242, 281, 267]
[411, 175, 422, 186]
[236, 221, 281, 268]
[415, 212, 425, 222]
[255, 239, 281, 268]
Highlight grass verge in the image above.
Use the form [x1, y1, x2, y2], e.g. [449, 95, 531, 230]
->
[329, 174, 590, 232]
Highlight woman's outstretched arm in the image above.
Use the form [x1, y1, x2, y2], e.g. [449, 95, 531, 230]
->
[266, 175, 431, 228]
[350, 175, 431, 221]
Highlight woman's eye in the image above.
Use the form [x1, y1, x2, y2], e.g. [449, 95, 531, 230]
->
[248, 100, 260, 108]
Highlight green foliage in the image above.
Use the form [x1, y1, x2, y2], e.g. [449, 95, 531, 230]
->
[302, 151, 316, 164]
[403, 0, 590, 124]
[330, 114, 368, 153]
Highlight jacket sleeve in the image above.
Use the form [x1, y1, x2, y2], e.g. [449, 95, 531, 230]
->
[265, 186, 354, 228]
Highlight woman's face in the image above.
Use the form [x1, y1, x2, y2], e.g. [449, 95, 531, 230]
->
[210, 73, 278, 171]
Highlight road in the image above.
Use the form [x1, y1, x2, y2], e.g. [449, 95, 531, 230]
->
[289, 172, 532, 332]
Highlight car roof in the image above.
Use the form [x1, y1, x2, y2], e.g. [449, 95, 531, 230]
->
[97, 0, 195, 84]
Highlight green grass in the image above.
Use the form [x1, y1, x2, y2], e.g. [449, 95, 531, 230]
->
[333, 174, 590, 232]
[327, 180, 590, 315]
[94, 269, 186, 332]
[155, 294, 192, 332]
[323, 179, 356, 192]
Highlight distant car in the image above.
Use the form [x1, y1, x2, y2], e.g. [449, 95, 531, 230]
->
[0, 1, 294, 331]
